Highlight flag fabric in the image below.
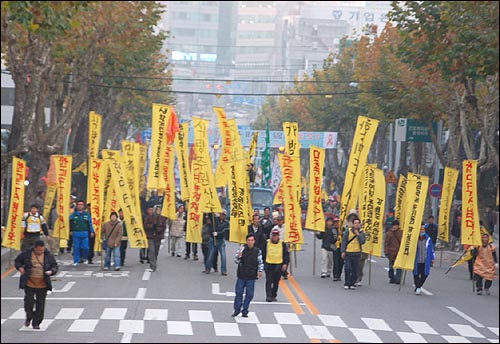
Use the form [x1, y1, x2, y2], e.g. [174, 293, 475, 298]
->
[305, 145, 325, 231]
[166, 106, 180, 145]
[271, 152, 281, 198]
[2, 157, 27, 250]
[438, 167, 459, 243]
[72, 160, 87, 175]
[52, 155, 73, 242]
[451, 249, 473, 269]
[461, 160, 481, 246]
[262, 120, 271, 186]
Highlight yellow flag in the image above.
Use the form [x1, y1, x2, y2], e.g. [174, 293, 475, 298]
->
[394, 174, 407, 224]
[174, 122, 191, 201]
[161, 145, 177, 219]
[108, 158, 147, 249]
[438, 167, 458, 243]
[2, 157, 27, 250]
[359, 166, 385, 256]
[283, 122, 301, 203]
[279, 154, 304, 244]
[88, 111, 102, 159]
[461, 160, 481, 246]
[193, 117, 222, 213]
[138, 143, 148, 191]
[247, 131, 259, 165]
[228, 158, 251, 243]
[339, 116, 379, 227]
[214, 108, 233, 187]
[451, 249, 473, 268]
[72, 160, 87, 175]
[305, 146, 325, 231]
[42, 184, 57, 221]
[102, 150, 121, 218]
[394, 174, 429, 270]
[88, 158, 105, 251]
[52, 155, 73, 242]
[147, 104, 170, 190]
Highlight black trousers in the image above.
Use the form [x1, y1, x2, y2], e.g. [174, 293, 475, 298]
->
[24, 287, 48, 326]
[344, 252, 360, 287]
[265, 265, 282, 298]
[185, 242, 198, 257]
[87, 234, 95, 262]
[413, 263, 428, 289]
[120, 240, 128, 266]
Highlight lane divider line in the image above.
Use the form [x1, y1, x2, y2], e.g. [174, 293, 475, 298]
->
[280, 278, 304, 314]
[288, 275, 320, 315]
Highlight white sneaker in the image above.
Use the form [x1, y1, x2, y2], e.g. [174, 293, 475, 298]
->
[354, 282, 362, 287]
[415, 288, 421, 295]
[71, 263, 78, 267]
[83, 260, 89, 264]
[344, 285, 349, 289]
[485, 289, 490, 295]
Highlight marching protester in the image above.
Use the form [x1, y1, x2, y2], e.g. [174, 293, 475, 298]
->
[384, 219, 403, 284]
[14, 240, 58, 329]
[315, 217, 338, 278]
[21, 204, 49, 252]
[69, 200, 94, 266]
[262, 229, 290, 302]
[144, 205, 168, 272]
[204, 210, 228, 276]
[340, 217, 366, 290]
[232, 233, 263, 318]
[169, 204, 185, 258]
[413, 223, 435, 295]
[101, 211, 123, 271]
[473, 233, 498, 295]
[331, 216, 344, 282]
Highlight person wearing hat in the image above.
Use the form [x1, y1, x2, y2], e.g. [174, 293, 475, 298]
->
[271, 215, 288, 279]
[384, 219, 403, 284]
[262, 229, 290, 302]
[315, 217, 338, 278]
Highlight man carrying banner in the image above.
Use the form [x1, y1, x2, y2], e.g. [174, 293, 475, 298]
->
[384, 219, 403, 284]
[21, 204, 50, 252]
[340, 217, 366, 290]
[413, 224, 435, 295]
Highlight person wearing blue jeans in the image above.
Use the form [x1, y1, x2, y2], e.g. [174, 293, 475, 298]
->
[69, 200, 94, 266]
[203, 210, 229, 275]
[102, 211, 123, 271]
[232, 233, 263, 317]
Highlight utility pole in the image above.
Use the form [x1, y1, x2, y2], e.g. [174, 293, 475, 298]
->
[432, 120, 443, 218]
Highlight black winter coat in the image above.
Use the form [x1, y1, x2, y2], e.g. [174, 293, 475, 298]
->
[14, 248, 58, 290]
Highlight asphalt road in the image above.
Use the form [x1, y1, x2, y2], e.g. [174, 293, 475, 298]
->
[1, 231, 499, 343]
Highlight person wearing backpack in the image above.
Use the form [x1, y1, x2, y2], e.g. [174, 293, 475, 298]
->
[21, 204, 49, 252]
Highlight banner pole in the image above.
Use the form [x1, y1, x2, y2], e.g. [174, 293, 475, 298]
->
[313, 234, 316, 276]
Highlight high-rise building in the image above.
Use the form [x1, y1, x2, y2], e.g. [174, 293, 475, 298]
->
[157, 1, 393, 123]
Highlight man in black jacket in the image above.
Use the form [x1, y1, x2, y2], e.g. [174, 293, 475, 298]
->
[14, 240, 58, 329]
[232, 233, 263, 317]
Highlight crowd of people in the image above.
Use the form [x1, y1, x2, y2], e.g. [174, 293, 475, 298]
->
[13, 187, 498, 328]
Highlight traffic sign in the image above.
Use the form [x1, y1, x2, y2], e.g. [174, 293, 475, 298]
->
[429, 183, 442, 198]
[386, 170, 398, 184]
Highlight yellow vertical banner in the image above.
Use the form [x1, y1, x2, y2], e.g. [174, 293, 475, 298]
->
[89, 111, 102, 159]
[214, 107, 233, 187]
[283, 122, 301, 202]
[339, 116, 379, 227]
[359, 166, 385, 257]
[438, 167, 459, 243]
[161, 145, 177, 219]
[186, 155, 203, 244]
[394, 174, 407, 223]
[174, 122, 191, 201]
[122, 141, 143, 226]
[147, 103, 170, 190]
[228, 159, 251, 243]
[247, 131, 259, 165]
[193, 117, 222, 213]
[305, 146, 325, 231]
[279, 154, 304, 244]
[394, 174, 429, 270]
[42, 184, 57, 221]
[2, 157, 27, 250]
[108, 159, 147, 249]
[138, 143, 148, 191]
[102, 150, 121, 218]
[88, 158, 105, 251]
[461, 160, 481, 246]
[52, 155, 73, 242]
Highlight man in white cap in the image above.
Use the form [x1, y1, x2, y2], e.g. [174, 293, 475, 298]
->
[262, 229, 289, 301]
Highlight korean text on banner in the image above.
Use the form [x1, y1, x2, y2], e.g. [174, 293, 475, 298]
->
[2, 157, 26, 250]
[52, 155, 72, 242]
[305, 146, 325, 231]
[438, 167, 459, 243]
[461, 160, 481, 246]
